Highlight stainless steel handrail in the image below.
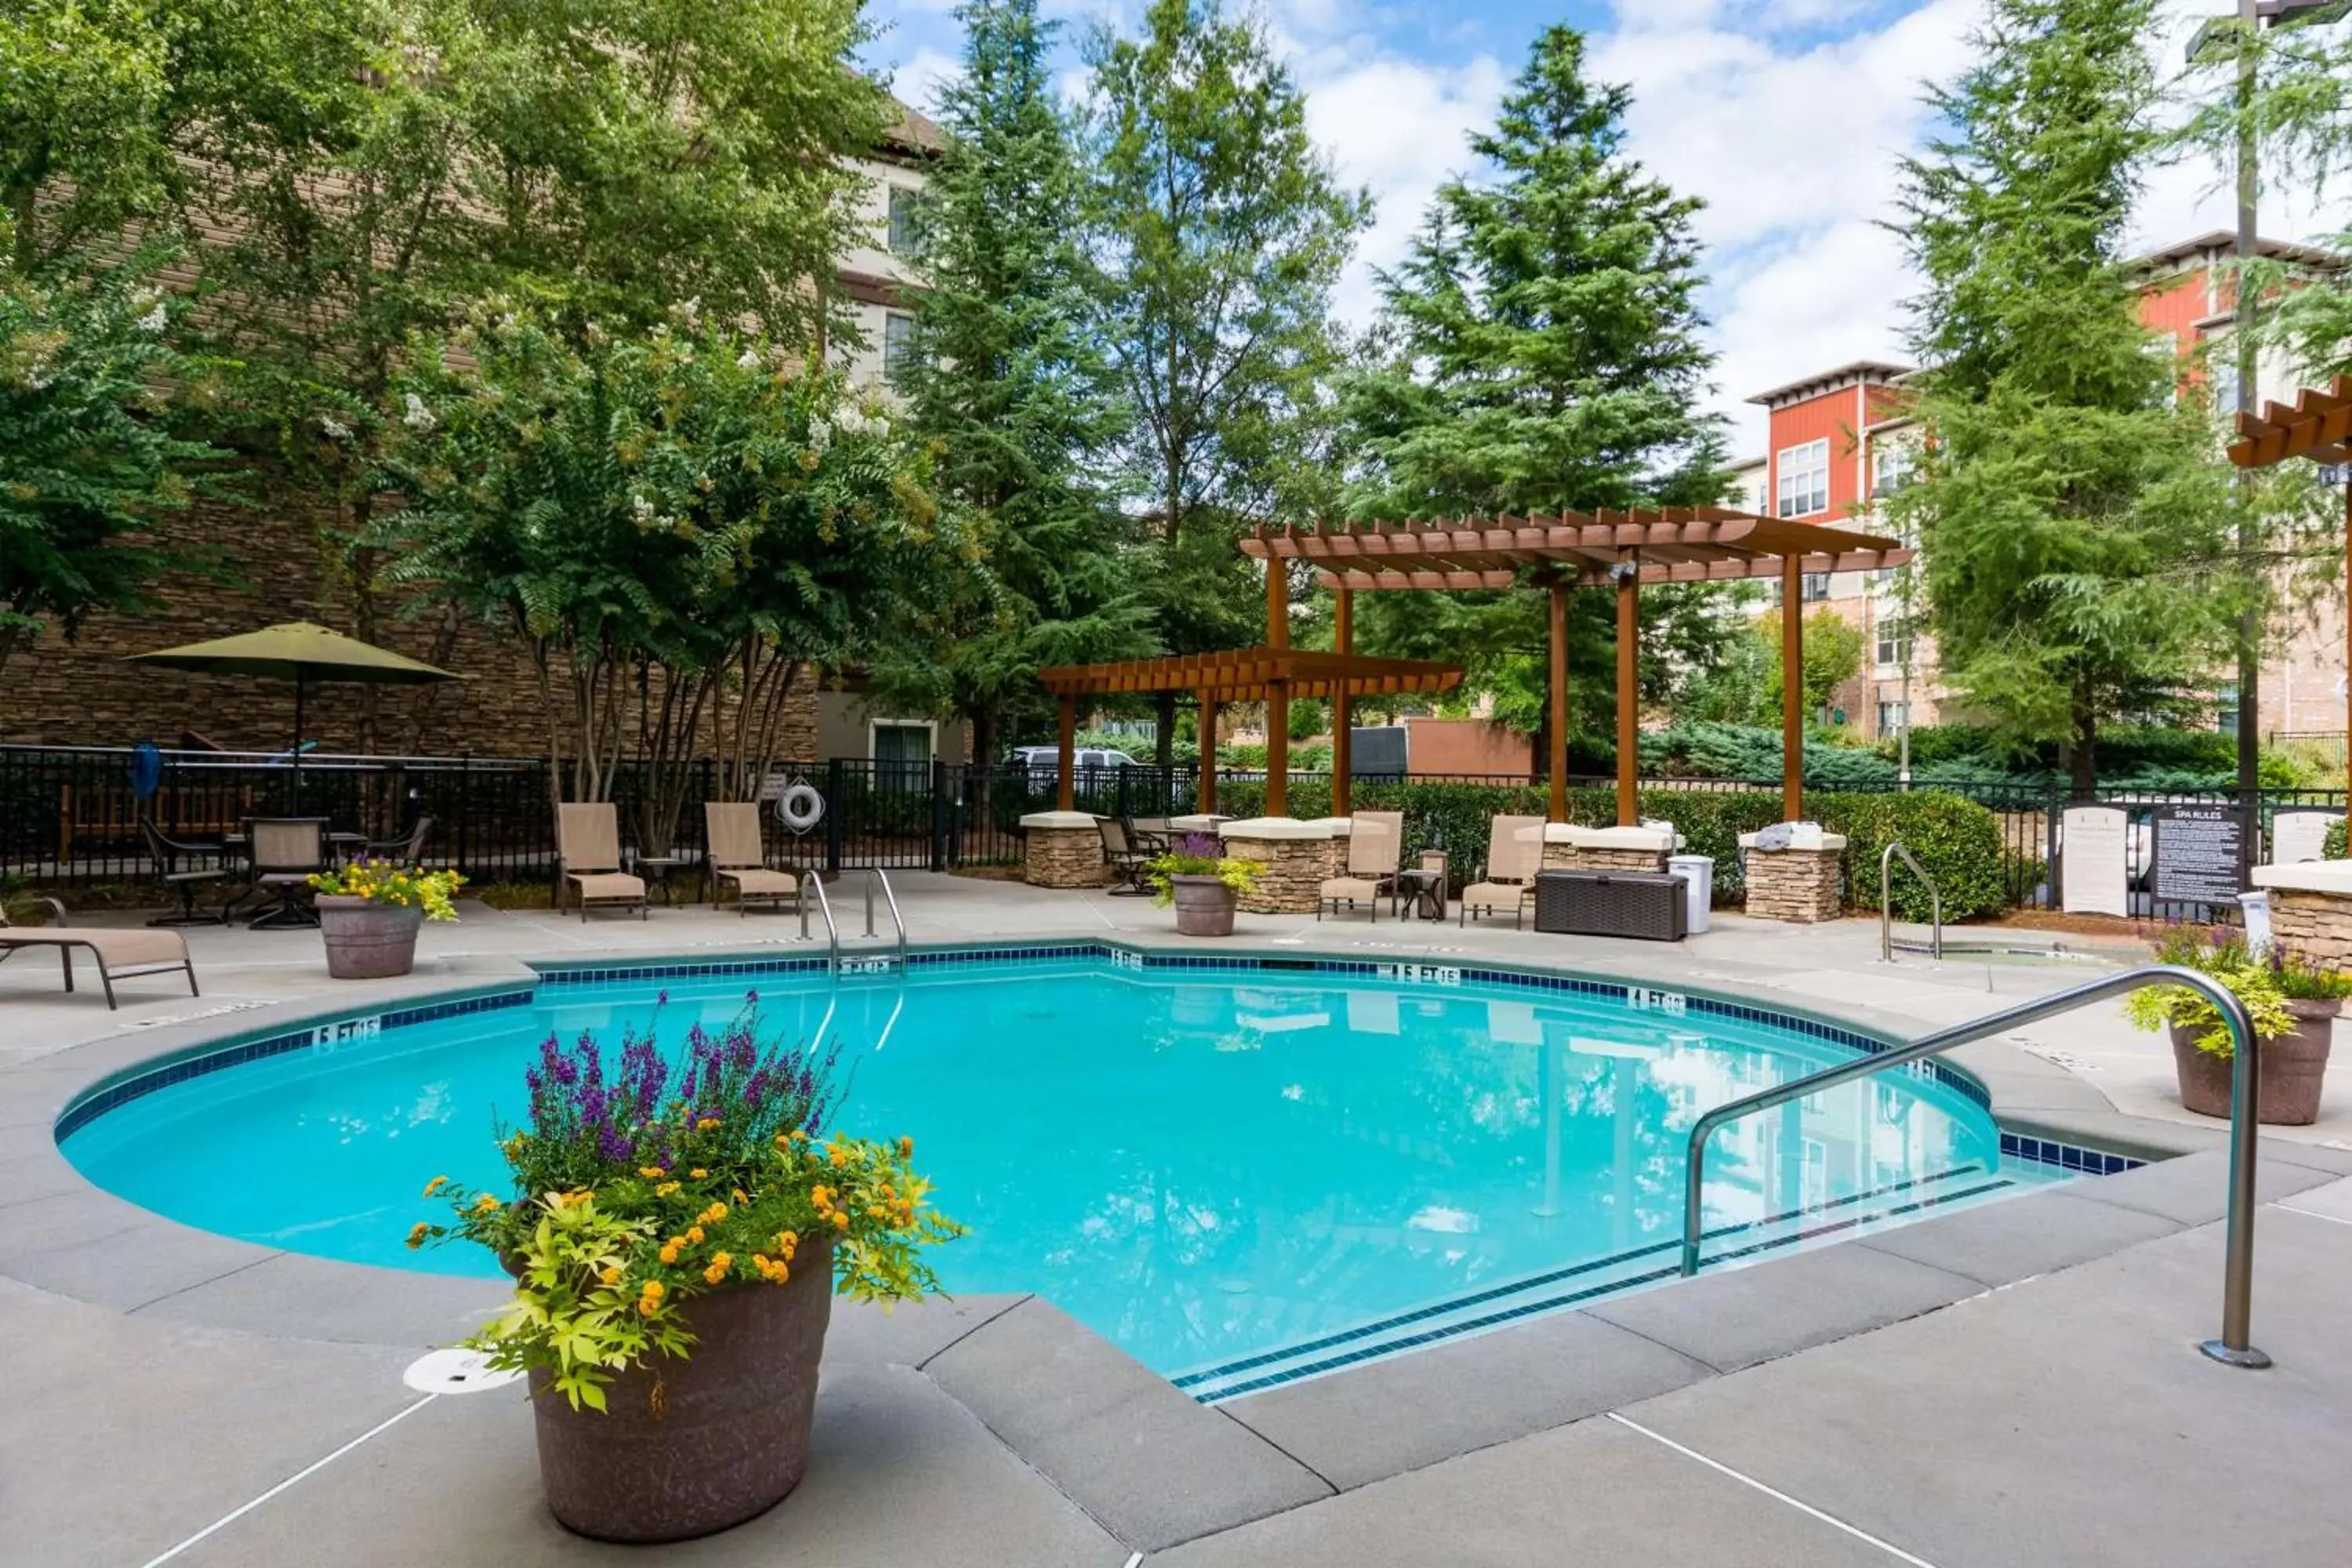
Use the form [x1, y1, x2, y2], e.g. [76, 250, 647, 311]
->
[1879, 840, 1943, 961]
[799, 872, 840, 969]
[1678, 964, 2270, 1369]
[862, 868, 908, 966]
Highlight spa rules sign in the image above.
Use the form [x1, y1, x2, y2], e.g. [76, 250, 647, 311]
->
[2152, 804, 2247, 909]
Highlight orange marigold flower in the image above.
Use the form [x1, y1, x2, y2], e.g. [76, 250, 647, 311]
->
[423, 1175, 449, 1198]
[789, 1129, 810, 1142]
[690, 1168, 708, 1180]
[898, 1136, 914, 1159]
[638, 1166, 666, 1180]
[810, 1185, 830, 1207]
[659, 1240, 682, 1265]
[696, 1117, 721, 1131]
[685, 1225, 705, 1245]
[405, 1222, 431, 1249]
[830, 1210, 850, 1230]
[473, 1194, 500, 1213]
[777, 1230, 799, 1250]
[829, 1147, 848, 1167]
[600, 1265, 623, 1287]
[655, 1181, 681, 1197]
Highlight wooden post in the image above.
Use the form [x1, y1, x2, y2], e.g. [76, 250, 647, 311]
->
[1548, 579, 1570, 823]
[1616, 555, 1639, 828]
[1056, 693, 1076, 813]
[1265, 554, 1290, 648]
[1267, 680, 1290, 818]
[1332, 587, 1354, 817]
[2343, 480, 2350, 813]
[1781, 555, 1804, 822]
[1198, 690, 1218, 817]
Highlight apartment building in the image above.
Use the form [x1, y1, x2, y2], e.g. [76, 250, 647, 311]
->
[1732, 231, 2347, 749]
[829, 102, 942, 391]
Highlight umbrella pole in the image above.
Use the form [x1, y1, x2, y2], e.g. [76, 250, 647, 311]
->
[292, 670, 305, 813]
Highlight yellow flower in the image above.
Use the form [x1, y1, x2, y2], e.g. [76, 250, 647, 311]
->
[702, 1254, 733, 1286]
[638, 1166, 666, 1180]
[898, 1136, 914, 1159]
[701, 1203, 728, 1224]
[405, 1222, 431, 1249]
[776, 1230, 799, 1250]
[690, 1168, 708, 1180]
[422, 1175, 449, 1199]
[830, 1210, 850, 1230]
[600, 1265, 623, 1287]
[685, 1226, 705, 1245]
[810, 1185, 830, 1208]
[655, 1181, 681, 1197]
[789, 1129, 809, 1142]
[829, 1146, 848, 1167]
[474, 1193, 499, 1213]
[659, 1240, 682, 1265]
[696, 1117, 721, 1131]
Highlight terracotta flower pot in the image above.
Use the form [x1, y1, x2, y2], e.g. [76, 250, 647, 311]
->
[1170, 873, 1238, 938]
[315, 895, 424, 980]
[528, 1246, 834, 1543]
[2169, 1000, 2337, 1126]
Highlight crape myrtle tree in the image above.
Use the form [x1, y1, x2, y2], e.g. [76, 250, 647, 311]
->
[1889, 0, 2239, 793]
[378, 310, 952, 847]
[1340, 26, 1737, 765]
[876, 0, 1156, 771]
[1084, 0, 1370, 766]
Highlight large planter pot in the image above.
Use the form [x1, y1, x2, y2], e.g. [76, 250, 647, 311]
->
[528, 1246, 834, 1543]
[315, 895, 424, 980]
[2170, 1001, 2337, 1126]
[1170, 873, 1238, 938]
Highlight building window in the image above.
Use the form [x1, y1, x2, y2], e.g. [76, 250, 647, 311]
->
[2209, 358, 2242, 414]
[884, 310, 916, 377]
[887, 185, 918, 254]
[1777, 438, 1829, 517]
[1878, 699, 1910, 736]
[871, 719, 935, 789]
[1875, 622, 1911, 668]
[1801, 572, 1831, 603]
[2216, 683, 2238, 735]
[1871, 440, 1911, 498]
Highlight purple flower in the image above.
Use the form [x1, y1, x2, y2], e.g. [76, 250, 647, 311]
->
[657, 989, 669, 1005]
[745, 988, 759, 1004]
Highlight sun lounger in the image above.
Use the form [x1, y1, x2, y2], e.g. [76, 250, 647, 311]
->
[0, 898, 200, 1008]
[706, 802, 800, 915]
[557, 803, 648, 920]
[1319, 811, 1403, 920]
[1461, 815, 1546, 928]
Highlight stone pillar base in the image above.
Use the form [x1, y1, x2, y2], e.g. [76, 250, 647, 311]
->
[1537, 824, 1678, 874]
[1220, 818, 1338, 914]
[2252, 862, 2352, 970]
[1020, 812, 1105, 889]
[1739, 831, 1848, 923]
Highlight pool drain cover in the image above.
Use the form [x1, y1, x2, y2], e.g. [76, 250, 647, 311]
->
[404, 1348, 524, 1395]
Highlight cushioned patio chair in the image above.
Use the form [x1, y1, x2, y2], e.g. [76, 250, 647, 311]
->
[1319, 811, 1403, 921]
[140, 817, 229, 927]
[245, 817, 328, 930]
[363, 815, 435, 865]
[1461, 815, 1546, 928]
[557, 803, 647, 920]
[0, 897, 199, 1009]
[1098, 816, 1156, 895]
[705, 802, 800, 916]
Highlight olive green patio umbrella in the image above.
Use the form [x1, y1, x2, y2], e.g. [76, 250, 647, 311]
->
[127, 621, 460, 804]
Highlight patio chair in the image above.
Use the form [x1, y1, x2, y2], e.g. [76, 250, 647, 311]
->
[1319, 811, 1403, 921]
[1121, 815, 1172, 856]
[1098, 816, 1155, 895]
[705, 802, 800, 916]
[1461, 815, 1546, 929]
[0, 897, 200, 1009]
[363, 815, 435, 865]
[557, 803, 647, 920]
[245, 817, 328, 930]
[140, 817, 229, 927]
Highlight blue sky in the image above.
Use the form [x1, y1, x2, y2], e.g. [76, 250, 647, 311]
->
[862, 1, 2332, 452]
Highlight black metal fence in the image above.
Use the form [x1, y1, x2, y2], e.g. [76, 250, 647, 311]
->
[4, 743, 2343, 919]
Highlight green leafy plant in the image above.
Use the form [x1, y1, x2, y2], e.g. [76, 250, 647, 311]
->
[307, 859, 464, 920]
[2327, 818, 2347, 862]
[412, 997, 960, 1411]
[1148, 833, 1263, 903]
[2127, 924, 2303, 1057]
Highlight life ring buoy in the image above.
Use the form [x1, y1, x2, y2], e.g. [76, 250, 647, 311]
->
[777, 782, 826, 833]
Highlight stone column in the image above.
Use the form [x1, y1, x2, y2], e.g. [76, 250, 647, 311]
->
[1538, 824, 1678, 873]
[2252, 862, 2352, 971]
[1020, 811, 1105, 889]
[1739, 830, 1849, 923]
[1219, 818, 1340, 915]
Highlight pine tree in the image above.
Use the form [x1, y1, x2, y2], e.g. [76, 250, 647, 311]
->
[1342, 27, 1737, 757]
[1084, 0, 1369, 763]
[1890, 0, 2238, 793]
[877, 0, 1155, 766]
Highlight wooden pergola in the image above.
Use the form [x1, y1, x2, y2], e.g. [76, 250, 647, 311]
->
[1238, 506, 1915, 824]
[1034, 642, 1463, 817]
[2227, 374, 2352, 803]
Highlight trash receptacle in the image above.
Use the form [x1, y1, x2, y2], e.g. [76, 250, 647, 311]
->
[2239, 890, 2273, 958]
[1668, 855, 1713, 935]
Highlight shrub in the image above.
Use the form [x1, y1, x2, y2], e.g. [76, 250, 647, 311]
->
[2328, 818, 2348, 861]
[1812, 790, 2008, 923]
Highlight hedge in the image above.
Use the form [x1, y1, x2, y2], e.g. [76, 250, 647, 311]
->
[1203, 778, 2008, 920]
[2328, 818, 2347, 861]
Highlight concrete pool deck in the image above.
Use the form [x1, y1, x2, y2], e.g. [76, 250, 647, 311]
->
[8, 875, 2352, 1566]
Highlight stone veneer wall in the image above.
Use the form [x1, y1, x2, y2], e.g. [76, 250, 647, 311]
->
[1540, 844, 1669, 874]
[1023, 824, 1105, 890]
[2270, 891, 2352, 970]
[0, 496, 819, 761]
[1225, 835, 1337, 915]
[1744, 848, 1844, 924]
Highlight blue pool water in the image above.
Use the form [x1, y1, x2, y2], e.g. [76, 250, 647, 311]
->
[62, 958, 2060, 1395]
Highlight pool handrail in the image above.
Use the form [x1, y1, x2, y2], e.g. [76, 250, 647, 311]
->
[861, 868, 908, 967]
[1678, 964, 2270, 1370]
[1879, 840, 1943, 961]
[800, 871, 840, 968]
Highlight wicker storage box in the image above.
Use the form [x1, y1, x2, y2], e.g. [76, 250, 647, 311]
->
[1533, 869, 1690, 942]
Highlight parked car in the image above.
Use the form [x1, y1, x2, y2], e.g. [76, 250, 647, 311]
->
[1010, 745, 1144, 787]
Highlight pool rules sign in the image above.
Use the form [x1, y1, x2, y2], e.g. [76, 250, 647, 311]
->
[2152, 804, 2248, 911]
[2061, 807, 2129, 916]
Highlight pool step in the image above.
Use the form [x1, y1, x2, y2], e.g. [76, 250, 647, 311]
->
[1177, 1165, 2021, 1403]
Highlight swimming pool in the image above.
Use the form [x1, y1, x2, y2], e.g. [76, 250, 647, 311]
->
[60, 949, 2078, 1398]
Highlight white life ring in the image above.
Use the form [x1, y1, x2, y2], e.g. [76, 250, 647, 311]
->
[777, 782, 826, 833]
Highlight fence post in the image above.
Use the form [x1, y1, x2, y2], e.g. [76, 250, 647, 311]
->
[456, 756, 471, 880]
[2044, 791, 2062, 913]
[931, 757, 950, 872]
[825, 757, 844, 875]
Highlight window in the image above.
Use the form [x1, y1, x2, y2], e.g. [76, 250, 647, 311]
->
[883, 310, 916, 376]
[872, 720, 935, 789]
[1878, 699, 1910, 737]
[1777, 438, 1829, 517]
[2209, 358, 2243, 414]
[1875, 622, 1911, 668]
[886, 185, 918, 253]
[1871, 440, 1911, 498]
[2216, 683, 2239, 735]
[1800, 572, 1831, 603]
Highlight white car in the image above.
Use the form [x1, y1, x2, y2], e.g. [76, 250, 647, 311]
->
[1010, 745, 1144, 785]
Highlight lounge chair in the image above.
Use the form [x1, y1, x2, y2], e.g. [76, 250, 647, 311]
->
[1098, 816, 1156, 895]
[706, 802, 800, 916]
[140, 817, 229, 927]
[1319, 811, 1403, 920]
[245, 817, 328, 930]
[1461, 815, 1546, 928]
[0, 897, 199, 1009]
[557, 804, 648, 920]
